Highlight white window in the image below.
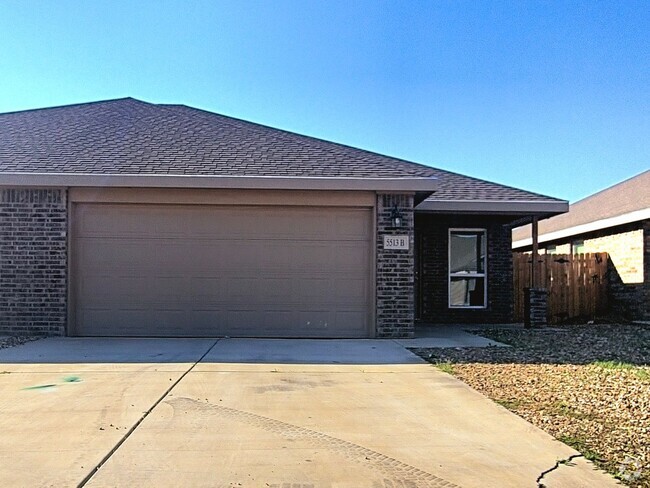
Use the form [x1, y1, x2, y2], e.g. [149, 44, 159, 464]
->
[449, 229, 487, 308]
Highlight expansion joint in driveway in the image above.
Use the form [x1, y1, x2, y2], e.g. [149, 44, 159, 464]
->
[76, 338, 221, 488]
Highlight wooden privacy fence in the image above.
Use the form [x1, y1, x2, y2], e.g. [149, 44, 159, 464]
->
[513, 253, 609, 323]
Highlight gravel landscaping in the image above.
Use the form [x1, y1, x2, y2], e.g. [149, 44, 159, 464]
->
[0, 335, 40, 350]
[412, 324, 650, 487]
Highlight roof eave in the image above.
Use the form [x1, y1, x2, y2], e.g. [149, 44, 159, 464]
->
[512, 207, 650, 249]
[0, 172, 438, 193]
[415, 199, 569, 215]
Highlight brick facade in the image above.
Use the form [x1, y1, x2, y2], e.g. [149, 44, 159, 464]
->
[608, 220, 650, 321]
[0, 187, 537, 336]
[415, 214, 513, 324]
[524, 288, 548, 327]
[0, 188, 67, 335]
[375, 193, 415, 338]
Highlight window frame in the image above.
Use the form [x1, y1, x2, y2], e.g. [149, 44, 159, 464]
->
[572, 239, 585, 255]
[448, 228, 488, 309]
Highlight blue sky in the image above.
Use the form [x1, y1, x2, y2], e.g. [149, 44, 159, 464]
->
[0, 1, 647, 202]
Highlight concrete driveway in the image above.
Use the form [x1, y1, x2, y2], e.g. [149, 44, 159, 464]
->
[0, 338, 618, 488]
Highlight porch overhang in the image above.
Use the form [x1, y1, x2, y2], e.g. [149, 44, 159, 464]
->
[415, 199, 568, 215]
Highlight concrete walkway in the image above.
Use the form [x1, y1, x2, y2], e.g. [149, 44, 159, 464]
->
[0, 338, 618, 487]
[396, 325, 508, 348]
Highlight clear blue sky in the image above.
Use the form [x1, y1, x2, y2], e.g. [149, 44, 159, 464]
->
[1, 1, 648, 202]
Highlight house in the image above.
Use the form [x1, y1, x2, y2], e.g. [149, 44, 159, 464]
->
[512, 170, 650, 321]
[0, 98, 567, 338]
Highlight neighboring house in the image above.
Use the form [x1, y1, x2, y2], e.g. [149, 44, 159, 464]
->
[0, 98, 567, 338]
[512, 170, 650, 321]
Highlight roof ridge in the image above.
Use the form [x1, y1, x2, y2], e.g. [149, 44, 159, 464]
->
[0, 97, 147, 117]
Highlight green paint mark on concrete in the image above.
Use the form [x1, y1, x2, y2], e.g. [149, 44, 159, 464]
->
[22, 375, 82, 391]
[22, 384, 57, 391]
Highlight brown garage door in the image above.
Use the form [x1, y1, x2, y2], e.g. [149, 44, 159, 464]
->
[72, 203, 372, 337]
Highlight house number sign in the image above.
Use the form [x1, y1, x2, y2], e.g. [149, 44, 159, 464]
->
[383, 235, 409, 250]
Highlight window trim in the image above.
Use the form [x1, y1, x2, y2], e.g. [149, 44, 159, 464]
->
[448, 228, 488, 309]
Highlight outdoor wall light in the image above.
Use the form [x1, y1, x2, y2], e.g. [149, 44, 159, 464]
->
[390, 204, 403, 227]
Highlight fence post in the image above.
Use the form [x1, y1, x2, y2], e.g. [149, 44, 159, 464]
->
[524, 287, 548, 327]
[524, 217, 548, 327]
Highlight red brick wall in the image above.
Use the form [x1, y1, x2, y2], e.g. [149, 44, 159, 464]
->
[415, 214, 514, 324]
[376, 194, 415, 337]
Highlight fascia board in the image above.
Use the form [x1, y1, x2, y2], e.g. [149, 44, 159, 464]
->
[512, 208, 650, 248]
[0, 173, 438, 192]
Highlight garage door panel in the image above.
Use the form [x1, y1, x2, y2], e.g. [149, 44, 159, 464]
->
[259, 244, 292, 270]
[82, 278, 196, 306]
[261, 278, 292, 300]
[188, 277, 226, 298]
[224, 242, 262, 270]
[73, 203, 372, 337]
[189, 311, 228, 329]
[153, 310, 190, 328]
[258, 311, 295, 330]
[226, 278, 260, 302]
[79, 275, 151, 303]
[296, 311, 335, 330]
[189, 242, 230, 273]
[226, 310, 259, 327]
[335, 311, 368, 330]
[79, 309, 150, 334]
[278, 213, 329, 239]
[292, 244, 332, 270]
[77, 206, 187, 238]
[332, 244, 370, 270]
[333, 278, 367, 301]
[296, 278, 331, 300]
[153, 242, 194, 269]
[78, 240, 186, 271]
[335, 212, 371, 239]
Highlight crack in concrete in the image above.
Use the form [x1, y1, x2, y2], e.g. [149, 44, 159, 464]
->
[537, 454, 584, 488]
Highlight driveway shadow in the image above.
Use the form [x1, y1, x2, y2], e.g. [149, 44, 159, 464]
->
[0, 337, 216, 364]
[0, 337, 425, 365]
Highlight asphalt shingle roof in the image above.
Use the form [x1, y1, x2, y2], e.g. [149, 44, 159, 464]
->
[512, 170, 650, 242]
[0, 97, 561, 203]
